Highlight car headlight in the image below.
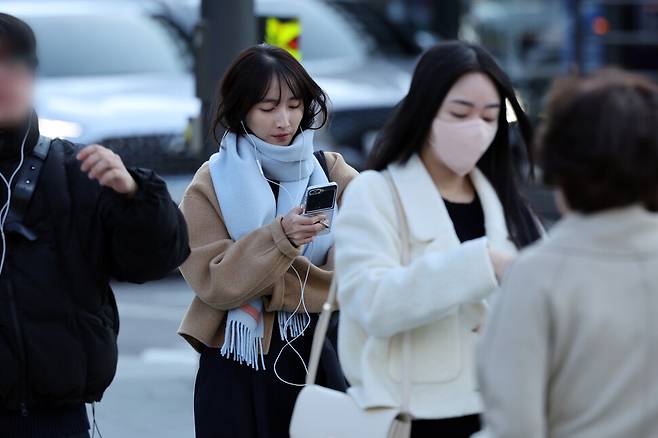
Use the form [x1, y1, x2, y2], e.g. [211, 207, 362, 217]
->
[38, 118, 82, 139]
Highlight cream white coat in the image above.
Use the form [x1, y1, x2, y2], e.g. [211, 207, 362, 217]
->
[334, 154, 517, 419]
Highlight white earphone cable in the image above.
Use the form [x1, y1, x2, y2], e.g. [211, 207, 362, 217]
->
[237, 122, 313, 386]
[273, 244, 313, 387]
[0, 119, 32, 276]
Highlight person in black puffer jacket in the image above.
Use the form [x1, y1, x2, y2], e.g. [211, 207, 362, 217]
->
[0, 13, 190, 437]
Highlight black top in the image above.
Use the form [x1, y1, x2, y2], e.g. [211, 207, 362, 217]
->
[0, 111, 39, 161]
[268, 180, 280, 200]
[444, 195, 486, 243]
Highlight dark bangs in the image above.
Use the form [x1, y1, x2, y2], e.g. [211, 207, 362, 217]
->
[211, 44, 328, 143]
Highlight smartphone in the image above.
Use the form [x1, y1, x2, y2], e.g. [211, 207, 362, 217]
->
[303, 182, 338, 235]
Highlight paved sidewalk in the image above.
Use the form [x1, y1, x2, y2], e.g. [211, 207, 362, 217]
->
[87, 277, 198, 438]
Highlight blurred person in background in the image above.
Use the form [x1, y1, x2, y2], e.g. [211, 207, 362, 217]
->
[477, 69, 658, 438]
[333, 41, 542, 438]
[178, 45, 357, 438]
[0, 13, 190, 438]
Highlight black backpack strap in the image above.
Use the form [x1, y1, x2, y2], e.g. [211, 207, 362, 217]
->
[313, 150, 331, 181]
[4, 136, 53, 241]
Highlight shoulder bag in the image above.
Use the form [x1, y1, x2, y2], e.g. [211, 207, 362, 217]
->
[290, 170, 413, 438]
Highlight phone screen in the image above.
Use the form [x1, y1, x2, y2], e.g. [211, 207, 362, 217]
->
[305, 185, 337, 213]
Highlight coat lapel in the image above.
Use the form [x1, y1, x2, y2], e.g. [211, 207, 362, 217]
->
[388, 155, 459, 246]
[549, 206, 658, 254]
[387, 155, 516, 254]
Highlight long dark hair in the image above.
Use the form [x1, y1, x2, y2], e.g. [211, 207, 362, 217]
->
[368, 41, 541, 248]
[211, 44, 329, 143]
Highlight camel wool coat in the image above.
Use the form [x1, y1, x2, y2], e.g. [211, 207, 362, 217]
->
[178, 152, 357, 353]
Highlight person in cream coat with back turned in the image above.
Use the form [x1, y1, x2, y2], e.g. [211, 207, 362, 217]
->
[477, 69, 658, 438]
[334, 42, 543, 438]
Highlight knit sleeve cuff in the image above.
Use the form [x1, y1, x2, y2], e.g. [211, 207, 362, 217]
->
[270, 216, 302, 259]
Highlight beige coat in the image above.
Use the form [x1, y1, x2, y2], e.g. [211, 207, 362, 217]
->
[178, 152, 357, 353]
[477, 206, 658, 438]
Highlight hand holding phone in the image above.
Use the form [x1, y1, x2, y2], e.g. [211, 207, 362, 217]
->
[303, 182, 338, 236]
[282, 207, 327, 247]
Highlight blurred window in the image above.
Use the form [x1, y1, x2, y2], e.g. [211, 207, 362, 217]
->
[26, 14, 188, 77]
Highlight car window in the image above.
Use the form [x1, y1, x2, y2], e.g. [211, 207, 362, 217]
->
[25, 14, 189, 77]
[257, 1, 367, 63]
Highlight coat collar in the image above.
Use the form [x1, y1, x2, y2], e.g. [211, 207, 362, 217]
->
[549, 206, 658, 254]
[387, 154, 513, 250]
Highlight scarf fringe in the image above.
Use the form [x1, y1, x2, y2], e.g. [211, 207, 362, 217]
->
[278, 311, 310, 341]
[218, 312, 310, 370]
[220, 319, 266, 370]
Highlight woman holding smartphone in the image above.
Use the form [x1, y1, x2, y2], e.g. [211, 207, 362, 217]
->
[178, 44, 357, 438]
[334, 41, 542, 437]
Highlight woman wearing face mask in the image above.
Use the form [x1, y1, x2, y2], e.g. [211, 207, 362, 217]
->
[178, 45, 357, 438]
[333, 41, 542, 437]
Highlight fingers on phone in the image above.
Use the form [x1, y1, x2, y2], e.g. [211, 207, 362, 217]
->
[296, 224, 321, 234]
[297, 236, 314, 245]
[298, 216, 315, 225]
[299, 215, 325, 226]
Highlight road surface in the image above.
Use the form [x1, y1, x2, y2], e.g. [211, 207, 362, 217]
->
[88, 276, 198, 438]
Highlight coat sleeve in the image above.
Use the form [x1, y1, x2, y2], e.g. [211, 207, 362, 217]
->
[476, 253, 552, 438]
[334, 171, 498, 338]
[100, 168, 190, 283]
[179, 188, 304, 311]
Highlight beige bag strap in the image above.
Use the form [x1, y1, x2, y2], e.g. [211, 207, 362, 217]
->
[306, 170, 413, 417]
[305, 280, 338, 385]
[381, 170, 413, 418]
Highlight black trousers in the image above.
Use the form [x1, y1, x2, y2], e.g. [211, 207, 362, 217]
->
[194, 316, 346, 438]
[0, 403, 90, 438]
[411, 414, 481, 438]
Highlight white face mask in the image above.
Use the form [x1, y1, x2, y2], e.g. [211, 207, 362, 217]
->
[429, 118, 498, 176]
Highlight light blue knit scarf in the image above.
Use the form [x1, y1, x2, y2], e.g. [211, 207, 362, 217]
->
[208, 131, 333, 369]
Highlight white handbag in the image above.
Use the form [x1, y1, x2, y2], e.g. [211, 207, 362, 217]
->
[290, 171, 413, 438]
